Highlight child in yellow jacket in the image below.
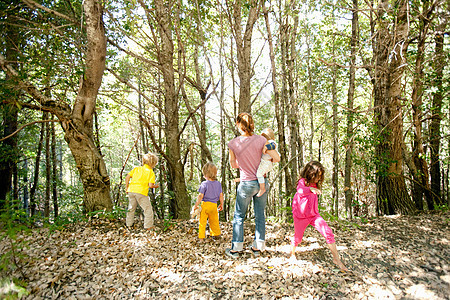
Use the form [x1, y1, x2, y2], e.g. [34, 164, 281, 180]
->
[125, 153, 159, 229]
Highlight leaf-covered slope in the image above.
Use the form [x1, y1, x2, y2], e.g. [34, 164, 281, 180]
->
[2, 213, 449, 299]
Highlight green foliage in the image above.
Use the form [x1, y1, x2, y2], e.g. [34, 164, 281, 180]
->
[434, 204, 448, 212]
[0, 200, 30, 298]
[0, 277, 29, 299]
[162, 214, 174, 232]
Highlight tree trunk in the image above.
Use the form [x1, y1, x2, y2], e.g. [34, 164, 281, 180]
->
[430, 21, 446, 206]
[51, 117, 58, 218]
[410, 0, 436, 211]
[155, 0, 190, 219]
[0, 9, 20, 208]
[61, 0, 111, 212]
[45, 112, 51, 218]
[288, 10, 299, 197]
[332, 63, 339, 218]
[30, 112, 45, 216]
[345, 0, 358, 219]
[229, 0, 262, 113]
[373, 0, 415, 215]
[306, 37, 314, 160]
[0, 0, 112, 213]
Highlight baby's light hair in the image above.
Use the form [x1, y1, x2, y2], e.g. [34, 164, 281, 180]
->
[143, 153, 158, 168]
[202, 162, 218, 181]
[261, 128, 275, 141]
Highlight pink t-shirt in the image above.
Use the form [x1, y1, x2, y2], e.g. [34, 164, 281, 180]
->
[228, 135, 266, 181]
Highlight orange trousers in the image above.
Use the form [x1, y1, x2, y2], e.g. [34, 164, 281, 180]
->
[199, 201, 221, 239]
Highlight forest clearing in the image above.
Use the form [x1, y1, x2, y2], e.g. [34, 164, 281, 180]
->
[1, 0, 450, 299]
[1, 212, 449, 299]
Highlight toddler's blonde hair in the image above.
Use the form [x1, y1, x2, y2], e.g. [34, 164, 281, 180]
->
[261, 128, 275, 141]
[202, 162, 218, 181]
[143, 153, 158, 168]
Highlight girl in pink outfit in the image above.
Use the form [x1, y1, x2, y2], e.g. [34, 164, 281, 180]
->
[291, 161, 348, 271]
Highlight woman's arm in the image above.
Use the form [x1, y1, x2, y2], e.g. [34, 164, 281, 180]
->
[229, 150, 239, 169]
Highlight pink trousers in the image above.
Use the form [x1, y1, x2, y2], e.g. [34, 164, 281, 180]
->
[291, 214, 335, 246]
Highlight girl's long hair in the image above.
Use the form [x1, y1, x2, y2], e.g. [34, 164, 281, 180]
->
[299, 161, 325, 189]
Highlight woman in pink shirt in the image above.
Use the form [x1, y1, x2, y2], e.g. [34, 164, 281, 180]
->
[291, 161, 348, 271]
[225, 113, 280, 258]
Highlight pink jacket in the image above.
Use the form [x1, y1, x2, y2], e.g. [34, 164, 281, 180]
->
[292, 178, 319, 218]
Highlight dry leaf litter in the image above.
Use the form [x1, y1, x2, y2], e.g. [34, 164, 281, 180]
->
[1, 212, 449, 299]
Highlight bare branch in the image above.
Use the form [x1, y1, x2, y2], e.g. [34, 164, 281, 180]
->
[0, 119, 59, 142]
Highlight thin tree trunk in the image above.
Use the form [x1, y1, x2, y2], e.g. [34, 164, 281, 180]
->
[0, 11, 19, 208]
[430, 21, 446, 206]
[332, 62, 339, 218]
[410, 0, 435, 211]
[229, 0, 262, 113]
[51, 116, 58, 218]
[288, 10, 299, 198]
[264, 5, 288, 220]
[306, 37, 314, 160]
[345, 0, 358, 219]
[23, 159, 29, 214]
[30, 112, 45, 216]
[44, 112, 51, 218]
[138, 81, 148, 154]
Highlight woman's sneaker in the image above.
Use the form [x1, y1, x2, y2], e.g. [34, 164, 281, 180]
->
[225, 248, 240, 259]
[249, 247, 261, 257]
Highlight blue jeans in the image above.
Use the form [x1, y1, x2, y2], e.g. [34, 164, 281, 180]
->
[231, 179, 269, 251]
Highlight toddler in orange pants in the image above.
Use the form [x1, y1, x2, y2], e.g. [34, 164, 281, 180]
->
[193, 162, 224, 241]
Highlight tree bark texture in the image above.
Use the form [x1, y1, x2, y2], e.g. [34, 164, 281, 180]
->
[45, 112, 51, 218]
[430, 21, 446, 206]
[229, 0, 262, 113]
[345, 0, 358, 219]
[155, 0, 190, 219]
[373, 0, 415, 215]
[410, 0, 436, 211]
[51, 117, 59, 218]
[0, 7, 20, 207]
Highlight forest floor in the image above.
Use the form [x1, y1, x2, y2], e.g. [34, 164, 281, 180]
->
[0, 211, 449, 299]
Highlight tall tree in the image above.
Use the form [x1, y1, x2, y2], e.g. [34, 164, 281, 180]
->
[409, 0, 436, 211]
[373, 0, 415, 215]
[227, 0, 262, 113]
[345, 0, 359, 219]
[0, 0, 21, 208]
[429, 19, 447, 206]
[51, 116, 58, 218]
[153, 0, 190, 218]
[0, 0, 113, 212]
